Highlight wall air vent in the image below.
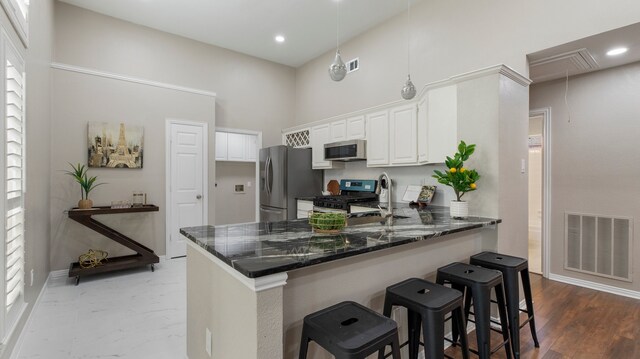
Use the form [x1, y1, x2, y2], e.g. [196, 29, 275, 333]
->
[565, 212, 632, 282]
[346, 58, 359, 73]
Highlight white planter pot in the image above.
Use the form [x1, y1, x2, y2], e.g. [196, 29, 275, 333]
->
[450, 200, 468, 219]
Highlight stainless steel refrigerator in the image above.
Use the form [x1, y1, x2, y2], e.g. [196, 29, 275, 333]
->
[259, 145, 323, 222]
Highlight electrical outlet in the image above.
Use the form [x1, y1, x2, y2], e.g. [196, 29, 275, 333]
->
[521, 159, 526, 174]
[30, 269, 34, 286]
[247, 181, 252, 188]
[205, 328, 212, 357]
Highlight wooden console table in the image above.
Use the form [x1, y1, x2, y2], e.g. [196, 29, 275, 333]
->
[68, 205, 160, 285]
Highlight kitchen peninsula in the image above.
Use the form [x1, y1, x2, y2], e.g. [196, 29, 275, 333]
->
[182, 205, 501, 359]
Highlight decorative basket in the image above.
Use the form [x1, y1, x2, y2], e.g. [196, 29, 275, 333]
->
[308, 212, 347, 234]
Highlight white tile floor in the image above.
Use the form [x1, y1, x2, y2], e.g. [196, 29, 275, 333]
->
[15, 258, 186, 359]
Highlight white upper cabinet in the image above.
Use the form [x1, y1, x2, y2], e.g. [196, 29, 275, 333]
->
[227, 133, 246, 161]
[330, 120, 347, 142]
[417, 96, 429, 162]
[311, 124, 344, 169]
[216, 131, 258, 162]
[426, 85, 457, 163]
[215, 132, 228, 161]
[366, 110, 390, 166]
[244, 134, 258, 161]
[346, 116, 366, 140]
[389, 104, 418, 164]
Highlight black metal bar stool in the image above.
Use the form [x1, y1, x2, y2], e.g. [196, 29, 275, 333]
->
[436, 262, 512, 359]
[378, 278, 470, 359]
[299, 301, 401, 359]
[470, 252, 540, 359]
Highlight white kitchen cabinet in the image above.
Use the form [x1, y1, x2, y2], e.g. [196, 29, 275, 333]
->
[311, 124, 344, 169]
[227, 133, 246, 161]
[426, 84, 457, 163]
[216, 131, 259, 162]
[330, 120, 347, 142]
[346, 116, 366, 140]
[297, 200, 314, 219]
[366, 110, 390, 166]
[244, 134, 257, 161]
[389, 104, 417, 164]
[215, 132, 228, 161]
[417, 96, 429, 162]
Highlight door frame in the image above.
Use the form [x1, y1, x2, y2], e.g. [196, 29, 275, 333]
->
[529, 107, 551, 278]
[215, 127, 262, 222]
[165, 119, 209, 259]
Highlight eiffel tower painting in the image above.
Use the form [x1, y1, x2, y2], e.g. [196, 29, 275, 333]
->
[88, 122, 144, 168]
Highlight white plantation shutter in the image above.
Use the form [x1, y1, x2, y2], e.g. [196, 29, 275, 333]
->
[0, 30, 25, 342]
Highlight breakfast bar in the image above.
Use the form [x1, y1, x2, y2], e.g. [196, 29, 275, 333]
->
[181, 205, 501, 359]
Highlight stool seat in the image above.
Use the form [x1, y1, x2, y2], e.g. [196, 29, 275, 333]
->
[300, 301, 401, 358]
[437, 262, 503, 286]
[471, 252, 527, 271]
[386, 278, 463, 310]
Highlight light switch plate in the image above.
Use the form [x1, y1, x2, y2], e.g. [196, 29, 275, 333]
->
[521, 159, 526, 174]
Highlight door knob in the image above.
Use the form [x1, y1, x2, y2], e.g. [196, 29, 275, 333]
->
[196, 195, 202, 199]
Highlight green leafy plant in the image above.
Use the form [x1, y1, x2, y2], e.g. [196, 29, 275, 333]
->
[65, 163, 105, 200]
[432, 141, 480, 201]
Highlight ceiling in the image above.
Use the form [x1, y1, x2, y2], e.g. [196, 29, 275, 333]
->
[528, 22, 640, 83]
[59, 0, 423, 68]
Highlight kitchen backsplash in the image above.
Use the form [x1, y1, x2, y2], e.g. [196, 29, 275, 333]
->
[324, 161, 455, 206]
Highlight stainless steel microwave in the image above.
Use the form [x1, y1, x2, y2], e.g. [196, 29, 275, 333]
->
[324, 140, 367, 161]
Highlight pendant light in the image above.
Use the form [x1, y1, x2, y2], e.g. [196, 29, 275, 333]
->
[400, 0, 416, 100]
[329, 0, 347, 81]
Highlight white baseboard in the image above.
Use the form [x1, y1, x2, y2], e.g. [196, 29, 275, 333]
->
[9, 271, 55, 359]
[549, 273, 640, 300]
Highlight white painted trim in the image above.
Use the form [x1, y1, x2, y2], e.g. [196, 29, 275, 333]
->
[529, 107, 551, 279]
[187, 240, 288, 292]
[549, 273, 640, 300]
[8, 271, 54, 359]
[166, 119, 209, 259]
[51, 62, 217, 98]
[282, 64, 530, 133]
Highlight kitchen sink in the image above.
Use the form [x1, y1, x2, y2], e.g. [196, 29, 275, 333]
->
[347, 214, 409, 226]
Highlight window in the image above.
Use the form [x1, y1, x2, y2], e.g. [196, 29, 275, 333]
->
[0, 0, 28, 46]
[0, 29, 25, 342]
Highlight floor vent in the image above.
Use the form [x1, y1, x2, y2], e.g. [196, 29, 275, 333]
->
[565, 213, 632, 282]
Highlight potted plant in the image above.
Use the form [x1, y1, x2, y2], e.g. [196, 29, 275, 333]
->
[432, 141, 480, 219]
[65, 163, 104, 209]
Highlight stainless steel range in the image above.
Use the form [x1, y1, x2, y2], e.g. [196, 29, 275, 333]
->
[313, 179, 378, 212]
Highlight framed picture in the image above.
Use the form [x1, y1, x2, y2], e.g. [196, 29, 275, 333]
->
[88, 122, 144, 168]
[417, 185, 436, 204]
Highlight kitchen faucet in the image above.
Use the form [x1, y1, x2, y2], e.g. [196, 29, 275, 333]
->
[376, 172, 393, 218]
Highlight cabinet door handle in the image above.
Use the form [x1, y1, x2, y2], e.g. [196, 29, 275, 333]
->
[196, 195, 202, 200]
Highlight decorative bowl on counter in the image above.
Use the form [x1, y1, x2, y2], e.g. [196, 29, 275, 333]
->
[308, 212, 347, 234]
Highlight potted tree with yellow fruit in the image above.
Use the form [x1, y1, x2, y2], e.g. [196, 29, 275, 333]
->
[432, 141, 480, 219]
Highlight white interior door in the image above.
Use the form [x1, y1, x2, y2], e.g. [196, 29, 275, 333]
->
[168, 122, 206, 258]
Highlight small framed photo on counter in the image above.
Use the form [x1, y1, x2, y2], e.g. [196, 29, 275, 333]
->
[403, 185, 436, 206]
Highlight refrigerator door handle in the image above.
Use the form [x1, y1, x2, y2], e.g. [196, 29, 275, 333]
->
[267, 156, 273, 195]
[264, 156, 271, 194]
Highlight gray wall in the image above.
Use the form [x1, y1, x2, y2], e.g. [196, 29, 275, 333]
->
[530, 62, 640, 291]
[0, 0, 55, 358]
[294, 0, 640, 124]
[50, 2, 297, 269]
[54, 2, 296, 148]
[214, 161, 257, 225]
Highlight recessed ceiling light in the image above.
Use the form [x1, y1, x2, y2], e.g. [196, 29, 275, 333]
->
[275, 35, 285, 43]
[606, 47, 628, 56]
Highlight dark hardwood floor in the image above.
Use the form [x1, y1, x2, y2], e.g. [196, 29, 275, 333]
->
[444, 274, 640, 359]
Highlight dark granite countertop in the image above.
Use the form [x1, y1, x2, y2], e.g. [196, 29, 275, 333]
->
[180, 206, 501, 278]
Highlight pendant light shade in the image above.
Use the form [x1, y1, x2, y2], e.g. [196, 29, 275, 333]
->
[329, 0, 346, 82]
[401, 75, 416, 100]
[401, 0, 416, 100]
[329, 50, 347, 81]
